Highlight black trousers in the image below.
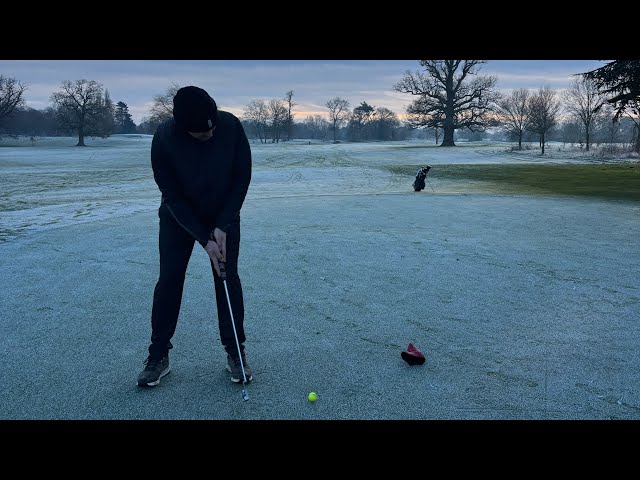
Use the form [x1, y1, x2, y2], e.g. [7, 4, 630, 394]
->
[148, 209, 245, 359]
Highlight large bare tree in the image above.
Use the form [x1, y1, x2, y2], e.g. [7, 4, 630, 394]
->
[268, 99, 288, 143]
[496, 88, 530, 150]
[0, 75, 27, 128]
[242, 99, 269, 143]
[563, 77, 606, 151]
[50, 79, 107, 146]
[393, 60, 498, 146]
[325, 97, 350, 142]
[148, 82, 182, 131]
[527, 86, 561, 155]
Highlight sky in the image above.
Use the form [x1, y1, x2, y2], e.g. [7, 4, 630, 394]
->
[0, 60, 608, 125]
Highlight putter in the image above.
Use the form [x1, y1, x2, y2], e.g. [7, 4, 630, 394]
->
[219, 261, 250, 401]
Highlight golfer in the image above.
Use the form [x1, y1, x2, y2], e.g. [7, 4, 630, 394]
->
[137, 86, 253, 387]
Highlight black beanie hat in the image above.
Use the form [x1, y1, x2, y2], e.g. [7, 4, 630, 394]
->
[173, 86, 218, 132]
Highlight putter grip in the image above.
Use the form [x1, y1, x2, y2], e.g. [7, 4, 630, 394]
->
[219, 261, 227, 280]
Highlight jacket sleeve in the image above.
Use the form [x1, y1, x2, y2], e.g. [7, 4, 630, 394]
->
[151, 133, 211, 247]
[215, 119, 252, 232]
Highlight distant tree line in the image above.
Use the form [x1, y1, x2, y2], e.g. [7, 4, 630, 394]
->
[1, 60, 638, 153]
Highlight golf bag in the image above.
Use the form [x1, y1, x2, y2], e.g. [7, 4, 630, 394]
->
[412, 165, 431, 192]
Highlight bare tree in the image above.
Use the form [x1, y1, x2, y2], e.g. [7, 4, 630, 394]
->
[268, 99, 288, 143]
[0, 75, 27, 128]
[393, 60, 499, 146]
[242, 99, 269, 143]
[563, 76, 606, 151]
[148, 82, 182, 131]
[559, 118, 583, 147]
[496, 88, 530, 149]
[50, 79, 107, 146]
[302, 115, 330, 140]
[325, 97, 350, 143]
[527, 86, 561, 155]
[284, 90, 295, 141]
[595, 103, 621, 148]
[595, 97, 640, 153]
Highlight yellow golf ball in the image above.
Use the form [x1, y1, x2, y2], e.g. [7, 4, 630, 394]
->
[308, 392, 318, 402]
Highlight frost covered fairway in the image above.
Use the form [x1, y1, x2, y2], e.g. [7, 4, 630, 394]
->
[1, 135, 639, 419]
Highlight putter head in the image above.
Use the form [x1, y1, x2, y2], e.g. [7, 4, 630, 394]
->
[242, 389, 249, 401]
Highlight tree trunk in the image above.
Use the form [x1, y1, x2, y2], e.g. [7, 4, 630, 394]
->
[441, 125, 455, 146]
[76, 126, 85, 146]
[541, 133, 546, 155]
[586, 128, 590, 151]
[518, 133, 522, 150]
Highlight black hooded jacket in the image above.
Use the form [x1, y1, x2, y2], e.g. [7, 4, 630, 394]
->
[151, 110, 252, 246]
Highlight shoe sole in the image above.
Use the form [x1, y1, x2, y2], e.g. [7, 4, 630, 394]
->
[137, 366, 171, 387]
[226, 364, 252, 383]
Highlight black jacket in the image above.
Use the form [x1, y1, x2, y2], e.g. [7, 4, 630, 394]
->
[151, 111, 252, 246]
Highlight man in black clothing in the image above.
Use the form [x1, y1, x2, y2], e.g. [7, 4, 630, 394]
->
[137, 86, 252, 387]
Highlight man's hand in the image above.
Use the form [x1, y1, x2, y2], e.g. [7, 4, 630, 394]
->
[205, 228, 227, 277]
[212, 227, 227, 263]
[204, 239, 223, 277]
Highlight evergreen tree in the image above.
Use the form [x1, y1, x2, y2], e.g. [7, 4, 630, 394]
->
[114, 101, 136, 133]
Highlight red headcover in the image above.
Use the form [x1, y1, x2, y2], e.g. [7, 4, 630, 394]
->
[401, 342, 426, 366]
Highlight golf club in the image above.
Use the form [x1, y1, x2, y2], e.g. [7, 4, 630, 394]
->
[219, 260, 249, 401]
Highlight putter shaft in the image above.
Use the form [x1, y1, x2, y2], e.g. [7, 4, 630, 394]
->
[220, 261, 250, 400]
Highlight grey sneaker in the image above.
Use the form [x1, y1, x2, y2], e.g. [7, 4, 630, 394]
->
[226, 353, 253, 383]
[137, 355, 170, 387]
